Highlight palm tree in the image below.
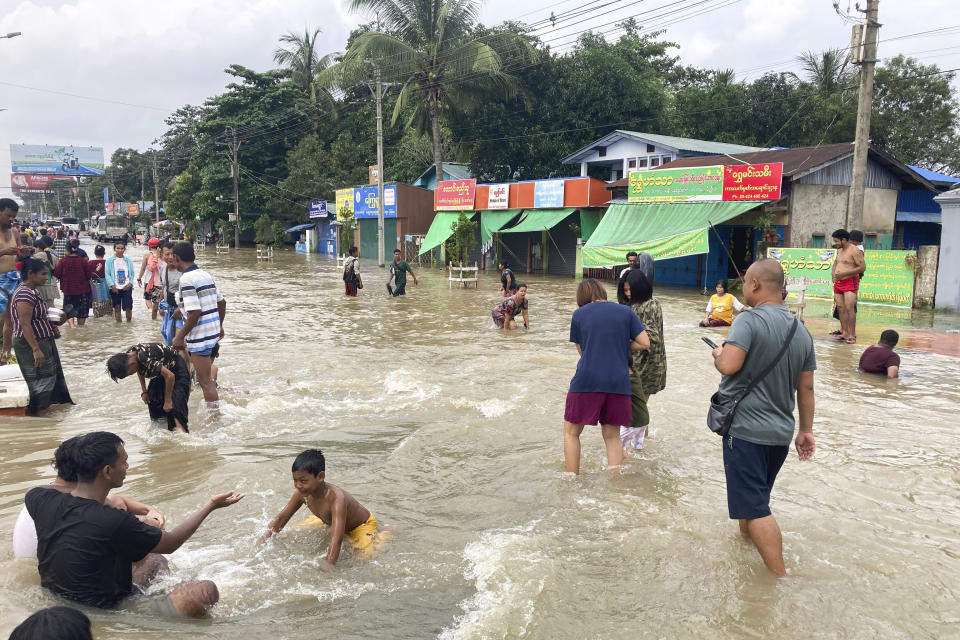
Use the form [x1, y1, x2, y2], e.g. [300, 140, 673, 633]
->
[273, 28, 337, 117]
[792, 49, 850, 94]
[324, 0, 535, 181]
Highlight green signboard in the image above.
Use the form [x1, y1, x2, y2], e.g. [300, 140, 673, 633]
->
[627, 166, 723, 203]
[767, 247, 915, 308]
[583, 228, 708, 265]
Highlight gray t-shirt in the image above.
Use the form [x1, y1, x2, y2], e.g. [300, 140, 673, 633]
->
[719, 304, 816, 446]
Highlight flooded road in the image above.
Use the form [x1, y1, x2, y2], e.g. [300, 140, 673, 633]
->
[1, 243, 958, 639]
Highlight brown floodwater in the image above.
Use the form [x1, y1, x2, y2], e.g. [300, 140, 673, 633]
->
[1, 242, 958, 639]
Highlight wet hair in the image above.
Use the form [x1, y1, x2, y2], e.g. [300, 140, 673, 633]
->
[19, 257, 47, 281]
[831, 228, 849, 241]
[576, 278, 607, 307]
[0, 198, 20, 212]
[849, 229, 864, 243]
[53, 435, 84, 482]
[8, 606, 92, 640]
[106, 351, 134, 382]
[716, 280, 728, 294]
[348, 246, 358, 256]
[72, 432, 124, 483]
[880, 329, 899, 347]
[622, 269, 653, 305]
[94, 244, 105, 257]
[292, 449, 325, 476]
[172, 241, 195, 262]
[625, 251, 638, 260]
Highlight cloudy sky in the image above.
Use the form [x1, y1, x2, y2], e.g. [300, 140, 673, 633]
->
[1, 0, 957, 198]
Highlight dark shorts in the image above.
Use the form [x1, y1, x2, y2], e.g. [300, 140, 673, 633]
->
[564, 391, 631, 427]
[345, 282, 358, 297]
[110, 288, 133, 310]
[63, 293, 91, 319]
[722, 435, 789, 520]
[392, 282, 406, 296]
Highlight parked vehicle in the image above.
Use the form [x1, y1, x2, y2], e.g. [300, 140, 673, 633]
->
[96, 214, 129, 243]
[61, 216, 80, 232]
[88, 215, 100, 237]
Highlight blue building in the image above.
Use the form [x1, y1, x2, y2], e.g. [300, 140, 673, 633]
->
[894, 165, 959, 250]
[410, 162, 472, 191]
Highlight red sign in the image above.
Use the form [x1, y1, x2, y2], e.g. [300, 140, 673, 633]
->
[10, 173, 75, 194]
[435, 179, 476, 211]
[127, 204, 139, 215]
[722, 163, 783, 201]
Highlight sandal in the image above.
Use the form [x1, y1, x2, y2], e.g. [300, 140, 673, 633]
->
[829, 330, 842, 336]
[845, 337, 857, 344]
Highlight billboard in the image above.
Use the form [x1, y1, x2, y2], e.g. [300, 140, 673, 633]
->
[10, 144, 105, 176]
[10, 173, 76, 194]
[767, 247, 915, 307]
[353, 185, 397, 219]
[308, 200, 327, 218]
[335, 188, 354, 221]
[628, 166, 724, 203]
[127, 204, 139, 215]
[435, 179, 476, 211]
[488, 184, 509, 209]
[534, 180, 565, 208]
[722, 163, 783, 201]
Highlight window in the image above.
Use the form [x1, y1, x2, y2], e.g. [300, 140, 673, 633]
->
[812, 234, 825, 249]
[628, 158, 637, 169]
[865, 233, 878, 250]
[637, 158, 648, 168]
[650, 156, 661, 167]
[661, 155, 672, 164]
[597, 146, 607, 158]
[646, 143, 655, 153]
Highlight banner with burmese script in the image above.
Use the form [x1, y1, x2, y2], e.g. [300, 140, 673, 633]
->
[627, 166, 723, 203]
[435, 179, 476, 211]
[766, 247, 915, 307]
[722, 163, 783, 201]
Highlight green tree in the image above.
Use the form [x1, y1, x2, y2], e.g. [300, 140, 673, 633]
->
[791, 49, 851, 94]
[337, 205, 355, 254]
[253, 213, 273, 244]
[273, 27, 338, 119]
[165, 168, 201, 222]
[328, 0, 535, 181]
[271, 220, 287, 249]
[444, 211, 477, 265]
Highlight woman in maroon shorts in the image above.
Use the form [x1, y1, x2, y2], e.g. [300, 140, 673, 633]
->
[563, 278, 649, 474]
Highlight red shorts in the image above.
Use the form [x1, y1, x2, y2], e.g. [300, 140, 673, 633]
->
[345, 282, 358, 296]
[834, 277, 859, 294]
[564, 392, 631, 427]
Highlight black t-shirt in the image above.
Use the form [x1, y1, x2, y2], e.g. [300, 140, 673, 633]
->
[25, 487, 163, 608]
[501, 268, 515, 291]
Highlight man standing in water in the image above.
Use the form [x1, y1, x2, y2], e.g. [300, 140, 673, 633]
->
[619, 251, 638, 279]
[343, 246, 362, 296]
[710, 259, 816, 576]
[386, 249, 417, 296]
[831, 229, 864, 344]
[170, 242, 226, 408]
[0, 199, 22, 364]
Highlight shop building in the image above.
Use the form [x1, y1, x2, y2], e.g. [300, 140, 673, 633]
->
[335, 182, 435, 258]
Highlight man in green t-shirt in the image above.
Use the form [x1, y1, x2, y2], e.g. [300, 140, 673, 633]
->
[387, 249, 417, 296]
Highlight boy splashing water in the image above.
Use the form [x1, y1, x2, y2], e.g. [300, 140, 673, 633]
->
[260, 450, 386, 566]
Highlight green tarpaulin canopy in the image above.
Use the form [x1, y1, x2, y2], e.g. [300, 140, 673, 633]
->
[579, 209, 603, 243]
[500, 208, 576, 234]
[419, 211, 463, 255]
[582, 201, 759, 266]
[480, 209, 522, 244]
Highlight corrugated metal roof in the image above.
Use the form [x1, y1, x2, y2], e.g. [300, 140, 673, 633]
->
[907, 165, 959, 185]
[896, 211, 941, 223]
[561, 130, 761, 164]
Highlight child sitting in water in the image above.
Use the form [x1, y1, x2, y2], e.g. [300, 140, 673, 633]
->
[260, 449, 384, 566]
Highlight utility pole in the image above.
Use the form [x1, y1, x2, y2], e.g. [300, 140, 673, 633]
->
[846, 0, 880, 230]
[219, 127, 242, 248]
[151, 150, 160, 223]
[140, 167, 145, 221]
[374, 64, 385, 267]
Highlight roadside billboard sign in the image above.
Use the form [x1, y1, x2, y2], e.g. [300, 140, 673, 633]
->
[628, 166, 723, 203]
[435, 179, 476, 211]
[487, 183, 509, 209]
[127, 204, 139, 215]
[767, 247, 915, 307]
[335, 188, 354, 221]
[534, 180, 565, 208]
[10, 173, 75, 194]
[308, 200, 327, 218]
[10, 144, 105, 176]
[722, 163, 783, 201]
[353, 185, 397, 219]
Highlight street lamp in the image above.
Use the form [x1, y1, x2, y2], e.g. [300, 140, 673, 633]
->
[2, 32, 22, 40]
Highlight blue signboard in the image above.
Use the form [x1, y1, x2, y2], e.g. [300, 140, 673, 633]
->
[103, 187, 109, 204]
[353, 185, 397, 219]
[533, 180, 565, 208]
[308, 200, 327, 218]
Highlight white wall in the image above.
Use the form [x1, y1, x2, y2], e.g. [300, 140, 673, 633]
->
[934, 190, 960, 311]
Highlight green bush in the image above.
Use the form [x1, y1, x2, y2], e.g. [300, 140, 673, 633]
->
[254, 213, 273, 245]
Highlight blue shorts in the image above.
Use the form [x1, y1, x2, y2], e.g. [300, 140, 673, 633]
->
[189, 347, 214, 357]
[110, 288, 133, 310]
[0, 270, 21, 314]
[722, 435, 789, 520]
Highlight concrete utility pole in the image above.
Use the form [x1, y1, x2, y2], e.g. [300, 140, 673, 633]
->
[222, 126, 242, 248]
[375, 64, 385, 267]
[140, 167, 145, 219]
[151, 150, 160, 223]
[846, 0, 880, 230]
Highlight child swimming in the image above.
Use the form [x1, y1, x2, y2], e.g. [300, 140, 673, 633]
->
[260, 449, 384, 566]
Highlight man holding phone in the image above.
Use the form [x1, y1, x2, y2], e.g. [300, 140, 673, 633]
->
[708, 259, 816, 576]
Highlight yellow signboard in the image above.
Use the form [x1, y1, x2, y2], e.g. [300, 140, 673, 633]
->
[335, 188, 354, 221]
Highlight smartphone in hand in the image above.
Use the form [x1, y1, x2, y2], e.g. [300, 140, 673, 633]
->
[701, 336, 719, 349]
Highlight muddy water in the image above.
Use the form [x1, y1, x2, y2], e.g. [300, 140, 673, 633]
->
[1, 243, 958, 639]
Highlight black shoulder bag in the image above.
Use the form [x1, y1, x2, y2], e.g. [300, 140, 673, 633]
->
[707, 317, 799, 437]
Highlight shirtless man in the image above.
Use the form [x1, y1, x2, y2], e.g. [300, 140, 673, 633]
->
[0, 199, 23, 364]
[831, 228, 865, 344]
[260, 449, 384, 567]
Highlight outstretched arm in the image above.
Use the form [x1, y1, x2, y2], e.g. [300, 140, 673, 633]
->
[260, 492, 304, 543]
[151, 491, 243, 554]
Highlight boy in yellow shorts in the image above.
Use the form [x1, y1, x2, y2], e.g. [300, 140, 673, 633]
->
[260, 449, 383, 565]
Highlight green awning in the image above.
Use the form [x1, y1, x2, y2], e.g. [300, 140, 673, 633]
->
[419, 211, 463, 255]
[582, 201, 759, 266]
[480, 209, 522, 244]
[500, 208, 576, 234]
[579, 209, 603, 243]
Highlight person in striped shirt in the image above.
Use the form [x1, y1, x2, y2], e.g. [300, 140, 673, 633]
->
[169, 242, 226, 406]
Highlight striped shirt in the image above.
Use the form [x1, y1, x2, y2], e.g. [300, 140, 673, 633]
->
[10, 285, 55, 340]
[176, 265, 224, 353]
